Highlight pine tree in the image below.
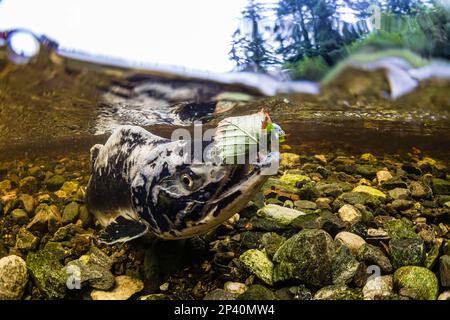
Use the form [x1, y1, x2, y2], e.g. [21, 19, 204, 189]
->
[274, 0, 344, 64]
[384, 0, 430, 15]
[229, 0, 277, 72]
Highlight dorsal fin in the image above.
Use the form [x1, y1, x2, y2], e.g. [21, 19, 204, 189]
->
[89, 144, 103, 172]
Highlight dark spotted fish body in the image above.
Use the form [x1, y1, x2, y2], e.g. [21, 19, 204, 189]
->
[86, 125, 278, 244]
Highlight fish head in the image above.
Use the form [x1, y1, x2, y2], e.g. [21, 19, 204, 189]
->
[131, 139, 279, 239]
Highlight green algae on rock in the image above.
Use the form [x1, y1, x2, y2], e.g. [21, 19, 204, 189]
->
[260, 232, 286, 259]
[432, 178, 450, 195]
[332, 245, 361, 285]
[19, 176, 38, 195]
[334, 191, 382, 209]
[15, 227, 39, 251]
[26, 249, 67, 299]
[440, 255, 450, 288]
[239, 249, 274, 285]
[357, 243, 392, 273]
[279, 173, 311, 186]
[45, 174, 66, 191]
[383, 218, 419, 240]
[425, 239, 443, 269]
[61, 202, 80, 225]
[279, 153, 300, 169]
[273, 229, 335, 286]
[313, 285, 362, 300]
[394, 266, 439, 300]
[11, 208, 29, 225]
[352, 185, 386, 198]
[238, 284, 278, 300]
[139, 293, 171, 300]
[389, 238, 425, 269]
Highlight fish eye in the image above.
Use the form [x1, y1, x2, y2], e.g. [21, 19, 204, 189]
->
[181, 173, 194, 189]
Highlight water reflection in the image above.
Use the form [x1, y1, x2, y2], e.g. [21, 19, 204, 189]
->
[0, 36, 448, 161]
[6, 30, 40, 64]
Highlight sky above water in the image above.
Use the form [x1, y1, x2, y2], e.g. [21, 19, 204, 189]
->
[0, 0, 354, 73]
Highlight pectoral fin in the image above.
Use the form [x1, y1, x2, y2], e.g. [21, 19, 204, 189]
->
[98, 215, 149, 244]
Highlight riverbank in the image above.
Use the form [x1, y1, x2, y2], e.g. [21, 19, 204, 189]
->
[0, 148, 449, 300]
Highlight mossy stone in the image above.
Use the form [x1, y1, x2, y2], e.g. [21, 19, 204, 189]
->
[239, 249, 274, 285]
[15, 227, 39, 251]
[290, 212, 320, 230]
[280, 153, 300, 169]
[261, 233, 286, 259]
[297, 182, 320, 201]
[238, 285, 277, 300]
[247, 216, 289, 232]
[11, 209, 29, 225]
[262, 178, 301, 196]
[357, 243, 392, 273]
[273, 229, 335, 286]
[352, 185, 386, 198]
[78, 205, 92, 228]
[62, 202, 80, 225]
[45, 175, 65, 191]
[332, 245, 360, 285]
[58, 180, 80, 199]
[356, 165, 379, 178]
[313, 285, 363, 300]
[316, 183, 343, 197]
[26, 249, 67, 299]
[19, 176, 38, 194]
[383, 218, 419, 240]
[440, 255, 450, 287]
[139, 294, 171, 300]
[425, 239, 443, 269]
[432, 178, 450, 195]
[389, 238, 425, 269]
[394, 266, 439, 300]
[279, 173, 311, 187]
[0, 179, 12, 195]
[334, 192, 382, 208]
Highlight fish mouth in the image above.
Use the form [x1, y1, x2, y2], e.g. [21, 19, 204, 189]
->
[210, 151, 279, 206]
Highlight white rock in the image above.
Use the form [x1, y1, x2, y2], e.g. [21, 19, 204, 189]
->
[159, 282, 169, 291]
[335, 232, 366, 254]
[91, 275, 144, 300]
[388, 188, 410, 200]
[257, 204, 306, 225]
[224, 282, 247, 295]
[438, 291, 450, 300]
[363, 275, 393, 300]
[314, 154, 327, 164]
[0, 255, 28, 300]
[376, 170, 393, 184]
[338, 204, 362, 224]
[367, 228, 390, 238]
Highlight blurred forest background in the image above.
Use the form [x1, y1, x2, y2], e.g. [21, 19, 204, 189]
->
[229, 0, 450, 80]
